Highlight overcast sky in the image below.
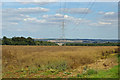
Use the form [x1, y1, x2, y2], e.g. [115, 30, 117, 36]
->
[1, 1, 118, 39]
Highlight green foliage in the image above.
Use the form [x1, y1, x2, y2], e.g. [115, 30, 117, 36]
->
[40, 61, 68, 71]
[2, 36, 13, 45]
[2, 36, 58, 46]
[64, 72, 71, 75]
[91, 65, 119, 78]
[35, 40, 58, 46]
[0, 39, 2, 45]
[76, 73, 84, 78]
[78, 65, 119, 78]
[87, 69, 97, 75]
[63, 42, 119, 46]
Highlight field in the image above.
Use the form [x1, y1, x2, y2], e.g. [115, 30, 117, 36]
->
[2, 46, 119, 78]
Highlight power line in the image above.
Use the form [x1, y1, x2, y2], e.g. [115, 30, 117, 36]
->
[71, 0, 96, 32]
[59, 1, 95, 45]
[59, 0, 66, 45]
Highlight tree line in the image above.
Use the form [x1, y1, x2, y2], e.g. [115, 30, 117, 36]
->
[0, 36, 119, 46]
[63, 42, 119, 46]
[1, 36, 58, 46]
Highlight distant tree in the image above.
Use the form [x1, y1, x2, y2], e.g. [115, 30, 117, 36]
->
[35, 41, 41, 45]
[64, 42, 118, 46]
[0, 39, 2, 45]
[26, 37, 35, 45]
[11, 37, 27, 45]
[2, 36, 12, 45]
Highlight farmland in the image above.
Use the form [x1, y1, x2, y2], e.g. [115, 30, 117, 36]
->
[2, 46, 119, 78]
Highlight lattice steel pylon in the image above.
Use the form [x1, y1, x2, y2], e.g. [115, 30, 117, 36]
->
[62, 18, 65, 37]
[62, 18, 66, 46]
[62, 1, 66, 46]
[59, 1, 66, 46]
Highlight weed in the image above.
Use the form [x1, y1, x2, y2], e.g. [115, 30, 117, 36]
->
[87, 69, 97, 75]
[64, 72, 71, 75]
[40, 71, 52, 76]
[76, 73, 84, 78]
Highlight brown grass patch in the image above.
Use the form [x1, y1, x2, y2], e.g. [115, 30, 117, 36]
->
[2, 46, 118, 78]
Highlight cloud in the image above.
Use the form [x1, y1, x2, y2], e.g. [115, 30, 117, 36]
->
[58, 8, 91, 14]
[16, 0, 58, 2]
[42, 13, 90, 25]
[89, 20, 117, 27]
[18, 7, 49, 13]
[21, 2, 51, 5]
[2, 7, 50, 28]
[89, 11, 118, 27]
[98, 21, 112, 25]
[3, 7, 49, 15]
[103, 12, 117, 20]
[2, 11, 30, 24]
[2, 5, 117, 33]
[2, 9, 91, 32]
[98, 11, 117, 20]
[23, 17, 46, 24]
[89, 21, 112, 27]
[20, 1, 58, 6]
[104, 12, 115, 15]
[98, 11, 116, 15]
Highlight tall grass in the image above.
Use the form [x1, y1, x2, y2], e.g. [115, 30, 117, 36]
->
[2, 46, 118, 76]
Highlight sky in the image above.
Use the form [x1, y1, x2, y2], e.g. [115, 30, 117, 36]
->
[1, 1, 118, 39]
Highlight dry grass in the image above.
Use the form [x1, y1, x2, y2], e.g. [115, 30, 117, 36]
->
[2, 45, 118, 78]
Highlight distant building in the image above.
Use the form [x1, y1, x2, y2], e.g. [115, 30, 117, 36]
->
[57, 43, 64, 46]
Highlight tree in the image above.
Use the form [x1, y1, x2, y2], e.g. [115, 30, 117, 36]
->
[2, 36, 12, 45]
[26, 37, 35, 45]
[0, 39, 2, 45]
